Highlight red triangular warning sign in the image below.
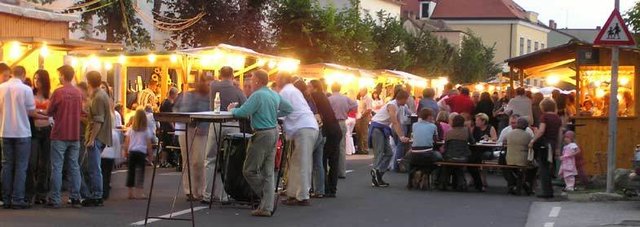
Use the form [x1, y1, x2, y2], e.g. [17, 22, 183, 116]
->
[594, 10, 636, 46]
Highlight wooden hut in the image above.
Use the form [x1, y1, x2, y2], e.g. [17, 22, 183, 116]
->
[506, 41, 640, 175]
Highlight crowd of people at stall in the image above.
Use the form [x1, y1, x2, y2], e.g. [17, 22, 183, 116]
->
[0, 61, 589, 217]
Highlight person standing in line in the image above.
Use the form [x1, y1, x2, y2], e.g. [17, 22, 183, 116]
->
[26, 69, 52, 205]
[446, 87, 475, 119]
[529, 98, 562, 199]
[100, 103, 122, 200]
[82, 71, 113, 207]
[327, 83, 357, 179]
[46, 65, 84, 208]
[506, 87, 533, 125]
[228, 70, 292, 217]
[0, 66, 47, 209]
[0, 63, 10, 202]
[418, 88, 439, 113]
[369, 90, 411, 187]
[392, 85, 413, 172]
[277, 73, 319, 206]
[309, 80, 342, 198]
[203, 66, 246, 204]
[355, 87, 373, 154]
[173, 75, 212, 201]
[158, 87, 179, 168]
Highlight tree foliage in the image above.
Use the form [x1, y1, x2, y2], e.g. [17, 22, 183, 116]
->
[371, 11, 412, 70]
[452, 33, 501, 83]
[164, 0, 273, 51]
[404, 31, 455, 77]
[69, 0, 153, 50]
[624, 2, 640, 45]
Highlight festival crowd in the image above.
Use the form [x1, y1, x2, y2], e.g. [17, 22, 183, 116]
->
[0, 62, 587, 217]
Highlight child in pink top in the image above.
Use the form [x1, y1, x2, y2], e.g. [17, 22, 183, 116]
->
[559, 131, 580, 191]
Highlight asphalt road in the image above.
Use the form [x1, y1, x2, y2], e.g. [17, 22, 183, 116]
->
[0, 155, 538, 227]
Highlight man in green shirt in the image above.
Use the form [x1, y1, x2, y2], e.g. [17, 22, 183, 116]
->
[228, 70, 292, 217]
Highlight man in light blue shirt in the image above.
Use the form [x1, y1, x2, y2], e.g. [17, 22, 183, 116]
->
[228, 70, 292, 217]
[327, 83, 357, 178]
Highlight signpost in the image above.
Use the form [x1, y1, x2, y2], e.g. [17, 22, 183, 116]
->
[593, 1, 636, 193]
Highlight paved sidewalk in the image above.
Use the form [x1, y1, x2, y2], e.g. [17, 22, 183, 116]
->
[526, 201, 640, 227]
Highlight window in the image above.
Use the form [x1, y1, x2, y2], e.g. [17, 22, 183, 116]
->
[534, 42, 539, 51]
[541, 43, 545, 49]
[527, 39, 532, 53]
[420, 1, 435, 19]
[578, 66, 636, 117]
[519, 37, 525, 56]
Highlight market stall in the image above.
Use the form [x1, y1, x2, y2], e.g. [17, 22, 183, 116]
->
[68, 44, 300, 115]
[0, 37, 122, 89]
[298, 63, 375, 97]
[506, 41, 640, 175]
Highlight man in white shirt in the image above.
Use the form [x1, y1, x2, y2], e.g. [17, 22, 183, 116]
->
[0, 66, 46, 209]
[498, 114, 534, 143]
[277, 73, 319, 206]
[505, 88, 533, 125]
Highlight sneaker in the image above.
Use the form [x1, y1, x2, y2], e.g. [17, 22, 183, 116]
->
[45, 202, 61, 209]
[376, 170, 390, 187]
[94, 199, 104, 207]
[370, 169, 380, 187]
[81, 199, 96, 207]
[70, 199, 82, 208]
[11, 204, 31, 210]
[251, 209, 272, 217]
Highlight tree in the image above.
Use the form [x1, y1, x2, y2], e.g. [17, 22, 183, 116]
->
[165, 0, 273, 51]
[69, 0, 153, 50]
[452, 33, 501, 84]
[404, 30, 456, 78]
[625, 2, 640, 45]
[371, 12, 412, 70]
[272, 0, 375, 68]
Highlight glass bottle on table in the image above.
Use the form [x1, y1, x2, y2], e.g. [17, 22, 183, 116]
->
[214, 91, 221, 114]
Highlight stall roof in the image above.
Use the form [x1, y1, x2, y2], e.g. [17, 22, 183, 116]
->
[180, 44, 299, 62]
[378, 69, 427, 81]
[299, 63, 362, 79]
[0, 37, 123, 51]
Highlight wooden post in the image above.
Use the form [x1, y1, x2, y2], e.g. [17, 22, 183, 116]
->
[519, 70, 525, 87]
[160, 65, 169, 103]
[509, 68, 515, 91]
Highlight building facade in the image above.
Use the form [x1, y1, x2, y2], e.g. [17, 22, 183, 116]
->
[417, 0, 551, 86]
[318, 0, 403, 19]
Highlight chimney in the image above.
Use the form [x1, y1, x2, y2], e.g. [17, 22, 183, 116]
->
[526, 11, 539, 23]
[549, 20, 557, 29]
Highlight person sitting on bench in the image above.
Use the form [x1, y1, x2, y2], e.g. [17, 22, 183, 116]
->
[503, 117, 534, 195]
[439, 115, 475, 191]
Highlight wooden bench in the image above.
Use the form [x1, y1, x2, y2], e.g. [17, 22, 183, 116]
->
[429, 162, 534, 194]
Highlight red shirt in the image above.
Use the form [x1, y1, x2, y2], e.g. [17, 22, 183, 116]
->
[48, 84, 83, 141]
[447, 94, 475, 115]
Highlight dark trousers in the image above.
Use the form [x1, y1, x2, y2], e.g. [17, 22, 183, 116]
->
[537, 154, 554, 197]
[26, 126, 51, 202]
[323, 132, 342, 194]
[101, 158, 114, 199]
[467, 151, 484, 190]
[126, 152, 146, 188]
[439, 165, 466, 190]
[503, 168, 537, 193]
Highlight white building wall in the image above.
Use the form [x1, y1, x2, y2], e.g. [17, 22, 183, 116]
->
[37, 0, 170, 50]
[318, 0, 401, 19]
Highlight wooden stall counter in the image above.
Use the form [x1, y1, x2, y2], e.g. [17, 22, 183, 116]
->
[573, 116, 640, 176]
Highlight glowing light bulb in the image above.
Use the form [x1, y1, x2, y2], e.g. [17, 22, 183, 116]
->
[148, 54, 157, 63]
[40, 43, 49, 57]
[170, 54, 178, 63]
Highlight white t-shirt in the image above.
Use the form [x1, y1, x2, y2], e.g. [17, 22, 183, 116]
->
[371, 100, 398, 126]
[279, 84, 318, 137]
[498, 126, 535, 143]
[127, 128, 153, 154]
[0, 78, 35, 138]
[102, 111, 123, 159]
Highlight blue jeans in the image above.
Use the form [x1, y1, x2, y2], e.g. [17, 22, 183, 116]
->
[393, 124, 410, 170]
[312, 135, 326, 195]
[49, 140, 81, 204]
[80, 140, 104, 200]
[1, 137, 31, 206]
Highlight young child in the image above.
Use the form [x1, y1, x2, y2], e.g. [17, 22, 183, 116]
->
[123, 109, 154, 199]
[559, 131, 580, 191]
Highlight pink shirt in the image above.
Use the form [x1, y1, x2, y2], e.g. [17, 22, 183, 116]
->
[48, 84, 83, 141]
